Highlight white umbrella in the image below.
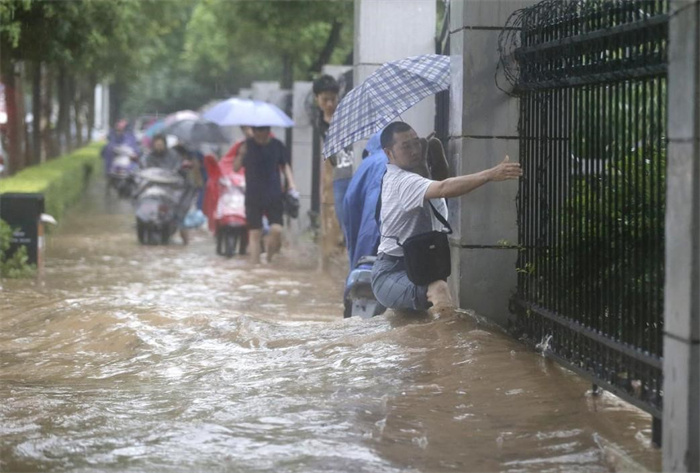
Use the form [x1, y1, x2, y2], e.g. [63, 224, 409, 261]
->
[164, 110, 199, 126]
[203, 98, 294, 128]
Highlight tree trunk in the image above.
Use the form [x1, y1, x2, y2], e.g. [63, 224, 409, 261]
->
[65, 74, 75, 151]
[86, 75, 96, 144]
[31, 61, 42, 165]
[308, 20, 344, 76]
[42, 65, 56, 160]
[73, 78, 83, 148]
[109, 78, 123, 127]
[56, 66, 68, 155]
[1, 64, 22, 175]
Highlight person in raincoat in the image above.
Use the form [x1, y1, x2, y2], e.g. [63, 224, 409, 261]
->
[203, 126, 252, 234]
[101, 119, 140, 176]
[342, 131, 386, 273]
[141, 134, 182, 172]
[220, 126, 254, 175]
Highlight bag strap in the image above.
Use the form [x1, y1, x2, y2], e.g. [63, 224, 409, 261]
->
[374, 173, 384, 226]
[376, 172, 453, 246]
[427, 200, 453, 235]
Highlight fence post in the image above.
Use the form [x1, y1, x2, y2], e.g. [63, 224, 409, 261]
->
[447, 0, 536, 326]
[663, 1, 700, 471]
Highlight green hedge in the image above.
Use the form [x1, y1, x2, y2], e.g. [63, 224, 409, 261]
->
[0, 142, 104, 222]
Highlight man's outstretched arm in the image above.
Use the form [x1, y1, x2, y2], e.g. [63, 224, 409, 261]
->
[424, 155, 522, 200]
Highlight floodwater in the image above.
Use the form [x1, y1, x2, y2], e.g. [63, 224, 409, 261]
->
[1, 180, 661, 472]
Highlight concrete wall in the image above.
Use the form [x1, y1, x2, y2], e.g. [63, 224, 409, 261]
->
[663, 1, 700, 470]
[353, 0, 436, 159]
[291, 81, 314, 232]
[448, 1, 533, 326]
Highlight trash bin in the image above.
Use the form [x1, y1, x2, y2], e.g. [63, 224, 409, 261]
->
[0, 193, 45, 268]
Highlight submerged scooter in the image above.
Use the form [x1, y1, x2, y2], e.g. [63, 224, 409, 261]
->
[344, 256, 387, 318]
[342, 132, 388, 319]
[133, 168, 191, 245]
[108, 145, 139, 198]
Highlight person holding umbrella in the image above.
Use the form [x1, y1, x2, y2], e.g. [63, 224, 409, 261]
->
[233, 126, 297, 264]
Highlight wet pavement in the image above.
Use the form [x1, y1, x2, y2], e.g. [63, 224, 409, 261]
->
[0, 180, 661, 472]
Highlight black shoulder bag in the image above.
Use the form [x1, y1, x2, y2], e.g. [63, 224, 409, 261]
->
[376, 178, 453, 286]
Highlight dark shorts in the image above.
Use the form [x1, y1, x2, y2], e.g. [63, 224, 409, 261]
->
[245, 198, 284, 230]
[371, 253, 431, 311]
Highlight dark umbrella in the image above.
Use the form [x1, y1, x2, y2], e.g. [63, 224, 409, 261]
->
[162, 118, 228, 144]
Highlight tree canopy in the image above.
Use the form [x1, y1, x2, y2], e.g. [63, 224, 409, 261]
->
[2, 0, 353, 116]
[0, 0, 354, 172]
[125, 0, 354, 115]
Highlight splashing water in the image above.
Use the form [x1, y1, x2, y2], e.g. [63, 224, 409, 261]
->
[536, 333, 553, 356]
[0, 180, 660, 472]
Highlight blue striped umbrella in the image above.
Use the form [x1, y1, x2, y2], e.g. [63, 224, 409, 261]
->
[322, 54, 450, 158]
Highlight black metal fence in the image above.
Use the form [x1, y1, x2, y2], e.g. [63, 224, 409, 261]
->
[505, 0, 668, 432]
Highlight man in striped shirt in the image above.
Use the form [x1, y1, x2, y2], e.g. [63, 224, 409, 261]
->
[371, 122, 522, 315]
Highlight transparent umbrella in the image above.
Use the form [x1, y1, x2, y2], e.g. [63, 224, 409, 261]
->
[162, 118, 228, 144]
[203, 98, 294, 128]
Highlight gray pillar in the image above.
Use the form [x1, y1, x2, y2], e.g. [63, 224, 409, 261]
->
[354, 0, 436, 159]
[448, 1, 533, 325]
[291, 81, 314, 232]
[663, 1, 700, 471]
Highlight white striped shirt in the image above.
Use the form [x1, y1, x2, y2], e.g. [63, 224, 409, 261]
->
[378, 164, 448, 257]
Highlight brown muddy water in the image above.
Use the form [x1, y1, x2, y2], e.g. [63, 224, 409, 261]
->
[1, 180, 661, 472]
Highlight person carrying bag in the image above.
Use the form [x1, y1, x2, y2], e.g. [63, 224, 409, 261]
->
[376, 182, 452, 287]
[370, 122, 522, 315]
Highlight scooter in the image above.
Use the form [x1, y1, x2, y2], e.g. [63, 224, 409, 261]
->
[344, 256, 387, 319]
[108, 145, 139, 198]
[133, 168, 189, 245]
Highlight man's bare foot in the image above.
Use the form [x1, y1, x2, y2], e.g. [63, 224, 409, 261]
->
[429, 303, 456, 319]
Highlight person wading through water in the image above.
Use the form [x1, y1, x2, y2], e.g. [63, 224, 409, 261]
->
[371, 122, 523, 316]
[233, 126, 297, 264]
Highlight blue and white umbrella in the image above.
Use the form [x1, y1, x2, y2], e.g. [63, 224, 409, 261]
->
[323, 54, 450, 158]
[202, 98, 294, 128]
